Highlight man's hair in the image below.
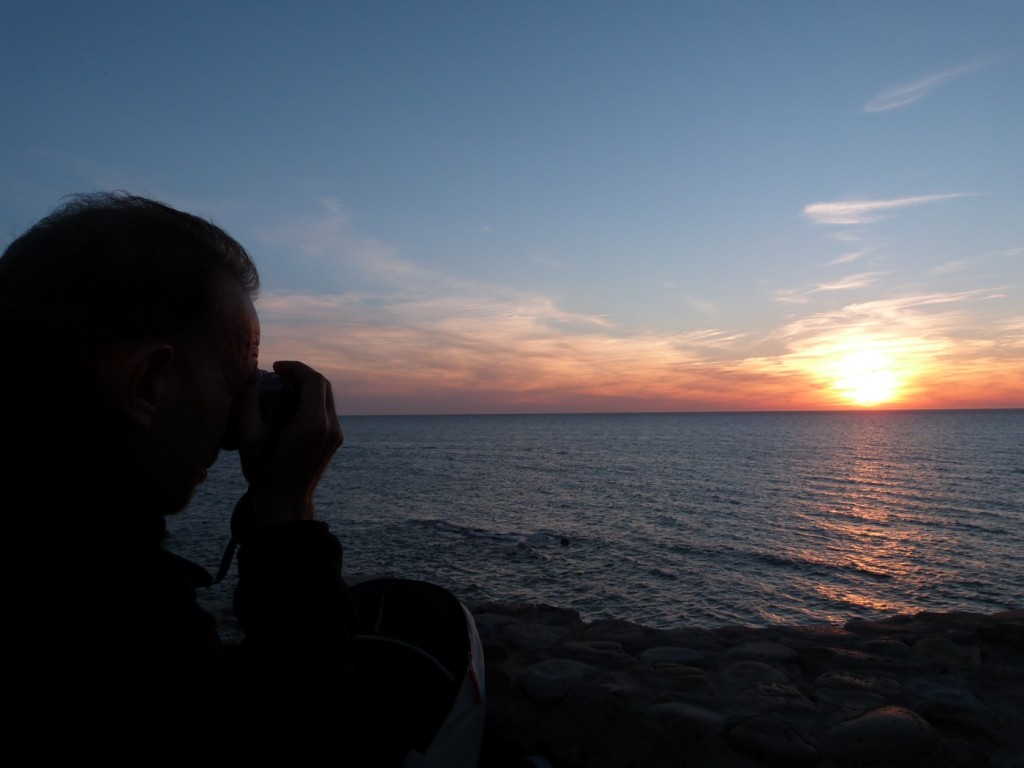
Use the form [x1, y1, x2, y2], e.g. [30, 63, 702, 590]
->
[0, 191, 260, 364]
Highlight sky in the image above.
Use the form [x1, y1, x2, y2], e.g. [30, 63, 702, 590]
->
[2, 1, 1021, 414]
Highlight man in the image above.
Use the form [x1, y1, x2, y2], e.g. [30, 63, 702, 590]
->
[1, 193, 364, 759]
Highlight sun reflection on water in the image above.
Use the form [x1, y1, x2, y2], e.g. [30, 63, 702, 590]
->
[791, 416, 952, 618]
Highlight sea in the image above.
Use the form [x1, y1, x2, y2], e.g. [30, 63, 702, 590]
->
[169, 409, 1023, 631]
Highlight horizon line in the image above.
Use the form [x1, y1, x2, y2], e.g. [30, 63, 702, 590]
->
[340, 406, 1023, 418]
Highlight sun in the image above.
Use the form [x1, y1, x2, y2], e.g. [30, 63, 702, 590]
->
[831, 348, 900, 407]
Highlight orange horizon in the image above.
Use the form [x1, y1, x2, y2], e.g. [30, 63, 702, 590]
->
[257, 294, 1023, 417]
[328, 381, 1023, 417]
[335, 405, 1023, 417]
[318, 356, 1022, 416]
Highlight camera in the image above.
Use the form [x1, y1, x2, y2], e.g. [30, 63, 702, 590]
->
[257, 369, 298, 433]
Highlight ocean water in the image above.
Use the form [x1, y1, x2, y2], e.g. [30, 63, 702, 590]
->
[170, 410, 1023, 630]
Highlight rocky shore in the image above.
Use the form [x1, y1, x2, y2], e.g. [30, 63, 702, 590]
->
[471, 604, 1023, 768]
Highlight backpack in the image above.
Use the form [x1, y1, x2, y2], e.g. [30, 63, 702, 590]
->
[350, 578, 486, 767]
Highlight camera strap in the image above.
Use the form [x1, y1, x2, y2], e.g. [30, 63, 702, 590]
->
[213, 536, 237, 584]
[213, 492, 252, 583]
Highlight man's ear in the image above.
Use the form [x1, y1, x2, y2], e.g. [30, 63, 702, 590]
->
[117, 343, 175, 427]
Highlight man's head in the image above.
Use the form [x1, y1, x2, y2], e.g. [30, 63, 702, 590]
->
[0, 192, 259, 361]
[0, 192, 264, 522]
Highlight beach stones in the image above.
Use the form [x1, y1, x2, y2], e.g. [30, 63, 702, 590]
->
[728, 716, 818, 767]
[474, 605, 1024, 767]
[518, 658, 598, 702]
[819, 705, 938, 765]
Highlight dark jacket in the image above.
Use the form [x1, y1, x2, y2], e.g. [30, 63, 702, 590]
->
[12, 509, 366, 761]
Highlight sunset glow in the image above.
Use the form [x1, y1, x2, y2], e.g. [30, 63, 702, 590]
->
[830, 349, 900, 407]
[3, 4, 1021, 415]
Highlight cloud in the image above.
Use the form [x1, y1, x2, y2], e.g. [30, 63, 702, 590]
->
[863, 58, 990, 113]
[686, 296, 719, 314]
[779, 289, 997, 338]
[814, 272, 888, 292]
[802, 194, 969, 225]
[250, 200, 1022, 413]
[257, 287, 734, 409]
[774, 272, 888, 303]
[763, 288, 1021, 401]
[827, 246, 877, 266]
[927, 259, 972, 276]
[927, 246, 1023, 276]
[255, 197, 430, 289]
[254, 279, 1022, 412]
[532, 254, 568, 270]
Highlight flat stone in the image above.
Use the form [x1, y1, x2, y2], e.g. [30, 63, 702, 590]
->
[819, 705, 938, 766]
[814, 671, 905, 698]
[718, 660, 790, 687]
[638, 646, 705, 665]
[731, 682, 818, 715]
[728, 715, 818, 767]
[908, 676, 993, 730]
[501, 622, 573, 652]
[583, 620, 652, 647]
[562, 640, 627, 659]
[864, 638, 913, 658]
[517, 658, 598, 702]
[724, 641, 799, 663]
[643, 701, 724, 753]
[636, 664, 714, 694]
[913, 636, 982, 668]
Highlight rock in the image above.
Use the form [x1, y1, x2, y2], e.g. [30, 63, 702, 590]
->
[643, 701, 725, 754]
[718, 659, 791, 687]
[913, 636, 983, 668]
[638, 646, 705, 665]
[724, 641, 800, 664]
[819, 705, 938, 766]
[474, 606, 1024, 768]
[518, 659, 598, 702]
[728, 716, 818, 767]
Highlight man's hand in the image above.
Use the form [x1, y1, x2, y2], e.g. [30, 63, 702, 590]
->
[234, 361, 343, 526]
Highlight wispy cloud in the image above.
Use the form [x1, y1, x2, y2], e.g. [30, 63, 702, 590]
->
[251, 201, 1022, 413]
[774, 272, 888, 303]
[803, 194, 969, 225]
[778, 289, 1002, 341]
[255, 279, 1022, 413]
[863, 58, 990, 113]
[927, 245, 1022, 276]
[927, 259, 972, 276]
[686, 296, 719, 314]
[827, 246, 877, 266]
[256, 197, 427, 287]
[815, 272, 888, 291]
[532, 254, 568, 270]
